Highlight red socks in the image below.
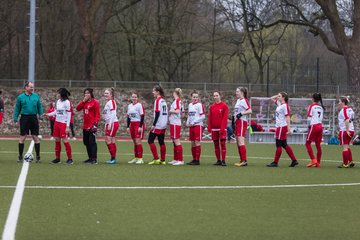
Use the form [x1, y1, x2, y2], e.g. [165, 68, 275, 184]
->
[107, 143, 117, 159]
[213, 141, 220, 160]
[306, 141, 322, 163]
[214, 140, 226, 161]
[135, 144, 143, 158]
[178, 145, 183, 161]
[160, 144, 166, 161]
[192, 146, 201, 161]
[195, 145, 201, 161]
[55, 141, 72, 160]
[342, 150, 350, 165]
[238, 145, 247, 161]
[64, 142, 72, 160]
[274, 147, 282, 163]
[315, 142, 322, 163]
[220, 140, 226, 161]
[174, 145, 183, 161]
[285, 145, 296, 161]
[149, 143, 159, 159]
[305, 141, 315, 160]
[348, 148, 353, 163]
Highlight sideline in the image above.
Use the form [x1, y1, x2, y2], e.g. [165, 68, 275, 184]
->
[2, 141, 33, 240]
[1, 182, 360, 190]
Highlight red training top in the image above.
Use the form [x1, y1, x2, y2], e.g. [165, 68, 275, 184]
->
[208, 101, 229, 132]
[76, 98, 101, 130]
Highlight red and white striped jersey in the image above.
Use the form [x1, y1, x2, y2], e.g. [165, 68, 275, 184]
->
[234, 98, 251, 121]
[275, 101, 290, 128]
[169, 98, 183, 125]
[102, 100, 118, 124]
[307, 103, 323, 125]
[153, 96, 168, 129]
[48, 99, 71, 126]
[127, 102, 144, 122]
[338, 106, 355, 131]
[187, 102, 205, 126]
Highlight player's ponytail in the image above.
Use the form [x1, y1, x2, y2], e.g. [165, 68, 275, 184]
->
[313, 92, 325, 111]
[280, 92, 289, 103]
[340, 96, 350, 105]
[237, 87, 248, 99]
[106, 87, 115, 99]
[57, 88, 70, 101]
[174, 88, 182, 98]
[153, 85, 165, 98]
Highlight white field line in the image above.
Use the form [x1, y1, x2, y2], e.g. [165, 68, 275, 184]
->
[1, 182, 360, 190]
[2, 141, 33, 240]
[0, 150, 347, 163]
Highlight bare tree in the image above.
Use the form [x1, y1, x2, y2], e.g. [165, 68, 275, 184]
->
[260, 0, 360, 89]
[74, 0, 142, 81]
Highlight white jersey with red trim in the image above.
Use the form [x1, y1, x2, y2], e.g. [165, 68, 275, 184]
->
[307, 103, 323, 125]
[234, 98, 251, 121]
[49, 99, 71, 126]
[275, 101, 290, 128]
[153, 97, 168, 129]
[102, 100, 118, 124]
[127, 102, 144, 122]
[338, 106, 355, 131]
[169, 98, 183, 125]
[187, 102, 205, 126]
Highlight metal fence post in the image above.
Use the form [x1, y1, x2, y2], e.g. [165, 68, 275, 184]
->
[69, 80, 72, 88]
[293, 84, 296, 93]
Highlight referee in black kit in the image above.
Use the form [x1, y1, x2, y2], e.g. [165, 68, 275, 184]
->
[13, 81, 44, 162]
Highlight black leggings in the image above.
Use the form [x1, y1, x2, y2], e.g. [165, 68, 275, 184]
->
[83, 130, 97, 160]
[50, 120, 55, 136]
[148, 132, 165, 145]
[276, 139, 288, 148]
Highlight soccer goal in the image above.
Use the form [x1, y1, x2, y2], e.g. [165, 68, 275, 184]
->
[248, 97, 337, 144]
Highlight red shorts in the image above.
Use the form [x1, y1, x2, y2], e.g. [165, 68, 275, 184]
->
[306, 124, 323, 142]
[189, 125, 202, 141]
[105, 122, 119, 137]
[338, 131, 354, 145]
[0, 112, 3, 124]
[170, 124, 181, 139]
[235, 120, 248, 137]
[53, 121, 67, 138]
[275, 126, 288, 140]
[151, 128, 166, 135]
[211, 130, 227, 140]
[130, 122, 145, 139]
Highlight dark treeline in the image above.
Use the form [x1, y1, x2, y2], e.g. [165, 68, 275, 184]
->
[0, 0, 349, 88]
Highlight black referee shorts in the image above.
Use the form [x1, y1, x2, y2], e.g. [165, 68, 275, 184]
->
[20, 115, 39, 136]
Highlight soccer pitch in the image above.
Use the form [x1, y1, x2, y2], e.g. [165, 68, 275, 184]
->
[0, 139, 359, 240]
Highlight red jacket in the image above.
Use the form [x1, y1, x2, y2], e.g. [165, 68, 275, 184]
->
[76, 98, 100, 130]
[208, 101, 229, 132]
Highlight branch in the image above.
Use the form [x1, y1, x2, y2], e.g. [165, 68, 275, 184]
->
[262, 19, 343, 55]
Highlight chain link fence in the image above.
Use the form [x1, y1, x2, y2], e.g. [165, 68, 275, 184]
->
[0, 79, 354, 95]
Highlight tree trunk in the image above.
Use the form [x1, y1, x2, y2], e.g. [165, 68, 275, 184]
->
[343, 43, 360, 90]
[75, 0, 114, 81]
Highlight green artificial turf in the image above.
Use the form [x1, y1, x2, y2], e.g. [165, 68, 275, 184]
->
[0, 139, 359, 240]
